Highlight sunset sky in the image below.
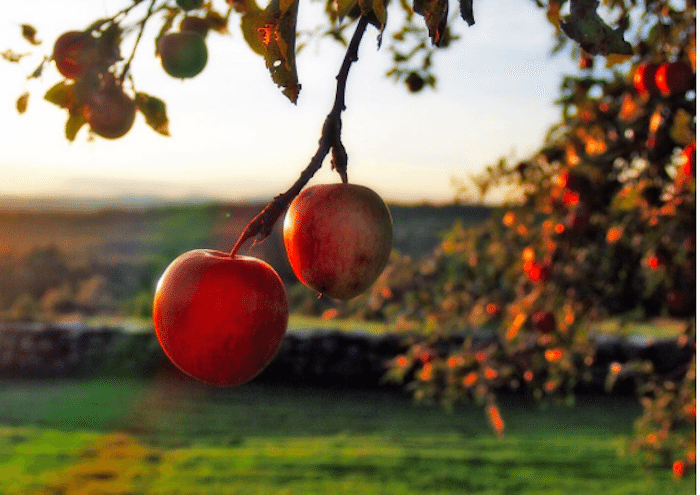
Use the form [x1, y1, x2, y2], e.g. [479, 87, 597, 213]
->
[0, 0, 576, 205]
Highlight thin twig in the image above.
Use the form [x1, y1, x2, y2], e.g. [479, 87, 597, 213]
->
[229, 16, 370, 256]
[120, 0, 159, 84]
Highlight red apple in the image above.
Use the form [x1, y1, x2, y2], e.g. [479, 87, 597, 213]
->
[419, 348, 435, 364]
[579, 53, 593, 70]
[283, 183, 393, 300]
[531, 311, 556, 334]
[680, 142, 696, 177]
[525, 261, 551, 282]
[633, 63, 659, 96]
[153, 249, 288, 386]
[667, 290, 692, 317]
[53, 30, 99, 80]
[565, 210, 589, 233]
[655, 61, 694, 96]
[83, 81, 136, 139]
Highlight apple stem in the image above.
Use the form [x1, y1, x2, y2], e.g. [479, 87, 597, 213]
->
[229, 16, 370, 257]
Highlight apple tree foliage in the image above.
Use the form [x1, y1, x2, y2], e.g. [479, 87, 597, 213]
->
[4, 0, 695, 478]
[345, 0, 693, 476]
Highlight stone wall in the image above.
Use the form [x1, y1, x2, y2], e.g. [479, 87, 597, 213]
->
[0, 323, 694, 395]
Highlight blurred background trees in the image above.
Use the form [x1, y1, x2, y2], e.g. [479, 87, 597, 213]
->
[351, 0, 696, 477]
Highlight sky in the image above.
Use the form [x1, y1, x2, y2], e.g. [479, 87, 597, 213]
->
[0, 0, 576, 205]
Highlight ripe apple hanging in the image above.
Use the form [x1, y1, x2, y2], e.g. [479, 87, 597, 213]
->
[283, 183, 393, 300]
[153, 249, 288, 386]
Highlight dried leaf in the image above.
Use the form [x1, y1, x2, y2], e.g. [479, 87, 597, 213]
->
[20, 24, 41, 45]
[414, 0, 449, 44]
[241, 0, 301, 102]
[1, 49, 28, 63]
[135, 92, 170, 136]
[546, 1, 561, 31]
[459, 0, 474, 26]
[16, 92, 29, 114]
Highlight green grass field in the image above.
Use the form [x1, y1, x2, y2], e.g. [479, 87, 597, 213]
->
[0, 373, 694, 494]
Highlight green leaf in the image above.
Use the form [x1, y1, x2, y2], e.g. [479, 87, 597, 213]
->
[669, 109, 694, 146]
[241, 0, 301, 103]
[205, 9, 230, 34]
[20, 24, 41, 45]
[16, 92, 29, 114]
[65, 111, 86, 142]
[241, 8, 267, 55]
[559, 0, 633, 55]
[326, 0, 358, 23]
[135, 92, 170, 136]
[459, 0, 474, 26]
[358, 0, 389, 35]
[413, 0, 449, 44]
[44, 81, 76, 109]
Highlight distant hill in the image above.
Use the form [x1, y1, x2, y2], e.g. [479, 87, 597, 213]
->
[0, 194, 220, 212]
[0, 200, 494, 318]
[388, 203, 494, 258]
[0, 198, 494, 262]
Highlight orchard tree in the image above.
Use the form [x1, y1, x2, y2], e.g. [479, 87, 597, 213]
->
[355, 0, 694, 478]
[4, 0, 694, 478]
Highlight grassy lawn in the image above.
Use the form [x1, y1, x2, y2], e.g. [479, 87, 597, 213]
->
[0, 373, 694, 494]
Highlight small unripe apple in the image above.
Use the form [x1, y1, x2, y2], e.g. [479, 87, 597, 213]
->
[283, 183, 393, 300]
[153, 249, 288, 386]
[158, 31, 208, 79]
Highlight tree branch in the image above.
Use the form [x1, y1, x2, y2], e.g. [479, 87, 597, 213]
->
[229, 16, 370, 256]
[120, 0, 160, 84]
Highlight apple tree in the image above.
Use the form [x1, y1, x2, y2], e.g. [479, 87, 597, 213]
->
[354, 0, 694, 477]
[4, 0, 694, 477]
